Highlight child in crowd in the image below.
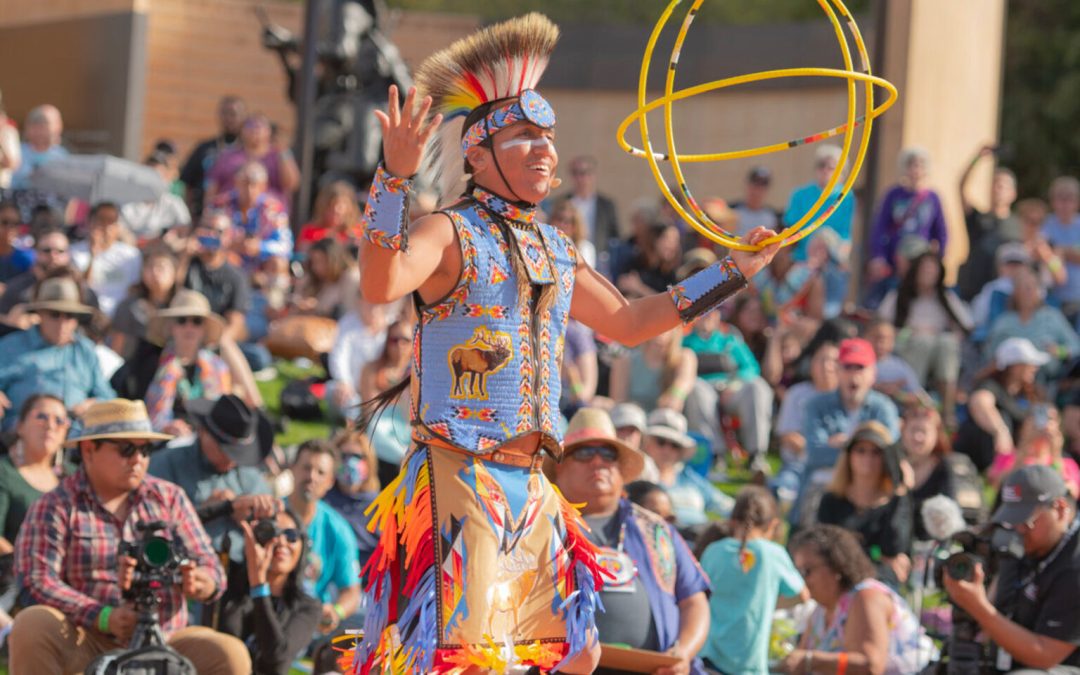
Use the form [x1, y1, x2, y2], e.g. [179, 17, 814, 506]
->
[697, 486, 809, 675]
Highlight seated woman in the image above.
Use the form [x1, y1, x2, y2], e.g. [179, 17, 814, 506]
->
[608, 327, 699, 432]
[297, 181, 362, 254]
[954, 337, 1047, 472]
[988, 404, 1080, 497]
[219, 509, 322, 675]
[548, 200, 596, 269]
[901, 403, 984, 540]
[782, 524, 931, 674]
[641, 408, 732, 529]
[326, 293, 398, 424]
[323, 429, 381, 569]
[816, 421, 914, 586]
[0, 394, 69, 608]
[144, 290, 235, 435]
[987, 265, 1080, 379]
[109, 243, 179, 360]
[290, 238, 358, 319]
[358, 318, 413, 403]
[879, 252, 973, 426]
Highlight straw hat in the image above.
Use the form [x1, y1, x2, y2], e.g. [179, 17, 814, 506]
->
[544, 407, 645, 483]
[65, 399, 174, 447]
[147, 289, 225, 346]
[26, 277, 95, 316]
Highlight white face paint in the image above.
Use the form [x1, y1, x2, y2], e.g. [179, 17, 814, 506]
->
[499, 136, 554, 151]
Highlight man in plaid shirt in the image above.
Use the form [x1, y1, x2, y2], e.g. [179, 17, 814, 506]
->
[8, 399, 251, 674]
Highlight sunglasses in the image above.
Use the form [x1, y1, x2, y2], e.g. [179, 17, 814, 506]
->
[103, 440, 153, 459]
[275, 528, 301, 544]
[652, 437, 684, 449]
[42, 310, 78, 321]
[841, 363, 867, 372]
[1016, 507, 1051, 534]
[570, 445, 619, 463]
[34, 411, 70, 427]
[175, 316, 205, 327]
[38, 247, 68, 255]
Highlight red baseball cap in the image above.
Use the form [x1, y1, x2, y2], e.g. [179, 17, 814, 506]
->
[839, 338, 876, 367]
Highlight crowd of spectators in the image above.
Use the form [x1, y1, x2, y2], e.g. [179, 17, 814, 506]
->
[0, 89, 1078, 673]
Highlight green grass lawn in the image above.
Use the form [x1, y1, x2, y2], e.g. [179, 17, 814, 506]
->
[256, 359, 335, 449]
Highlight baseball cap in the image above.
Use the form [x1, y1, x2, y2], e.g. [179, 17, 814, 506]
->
[995, 337, 1050, 370]
[610, 402, 647, 433]
[992, 465, 1068, 527]
[748, 166, 772, 185]
[839, 338, 876, 367]
[996, 242, 1031, 266]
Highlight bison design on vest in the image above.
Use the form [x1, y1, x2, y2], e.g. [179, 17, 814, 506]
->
[449, 327, 513, 400]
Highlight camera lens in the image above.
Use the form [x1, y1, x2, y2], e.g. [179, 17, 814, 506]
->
[142, 536, 172, 568]
[946, 553, 976, 582]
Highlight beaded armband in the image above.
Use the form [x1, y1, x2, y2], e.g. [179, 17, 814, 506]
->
[667, 256, 749, 324]
[361, 164, 413, 251]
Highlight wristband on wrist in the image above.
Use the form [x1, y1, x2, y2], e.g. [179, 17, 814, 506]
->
[98, 605, 113, 633]
[1048, 256, 1063, 273]
[250, 583, 271, 599]
[668, 256, 749, 324]
[361, 164, 413, 251]
[333, 602, 346, 620]
[836, 651, 848, 675]
[669, 385, 689, 402]
[804, 649, 812, 673]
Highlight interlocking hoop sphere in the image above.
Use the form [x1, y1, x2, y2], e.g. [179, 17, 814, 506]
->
[618, 0, 899, 251]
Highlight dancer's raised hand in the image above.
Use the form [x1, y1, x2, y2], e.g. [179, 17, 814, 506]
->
[374, 85, 443, 180]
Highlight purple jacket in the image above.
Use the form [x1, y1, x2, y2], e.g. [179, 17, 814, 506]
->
[870, 185, 948, 265]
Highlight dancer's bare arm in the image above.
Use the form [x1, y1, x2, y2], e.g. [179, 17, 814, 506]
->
[571, 227, 780, 346]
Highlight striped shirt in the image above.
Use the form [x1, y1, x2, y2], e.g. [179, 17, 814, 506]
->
[14, 470, 224, 637]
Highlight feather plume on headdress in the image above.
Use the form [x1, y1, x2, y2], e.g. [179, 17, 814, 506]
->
[415, 13, 560, 202]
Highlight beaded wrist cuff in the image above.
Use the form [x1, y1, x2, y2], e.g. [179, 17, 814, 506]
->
[667, 256, 749, 324]
[361, 164, 413, 251]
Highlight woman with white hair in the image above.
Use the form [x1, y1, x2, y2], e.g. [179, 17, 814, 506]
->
[865, 147, 948, 308]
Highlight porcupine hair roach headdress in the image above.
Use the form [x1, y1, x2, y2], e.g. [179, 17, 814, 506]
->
[415, 12, 560, 203]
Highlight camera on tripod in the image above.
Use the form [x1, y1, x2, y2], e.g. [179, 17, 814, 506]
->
[85, 521, 196, 675]
[926, 525, 1024, 675]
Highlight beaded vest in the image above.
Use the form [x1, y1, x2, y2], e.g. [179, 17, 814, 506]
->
[410, 187, 576, 457]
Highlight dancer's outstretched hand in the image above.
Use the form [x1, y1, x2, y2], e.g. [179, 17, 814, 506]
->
[374, 85, 443, 180]
[729, 227, 782, 279]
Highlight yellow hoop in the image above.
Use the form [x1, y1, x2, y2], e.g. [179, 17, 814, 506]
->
[619, 0, 898, 251]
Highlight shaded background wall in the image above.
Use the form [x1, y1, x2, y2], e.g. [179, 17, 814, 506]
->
[0, 0, 1006, 274]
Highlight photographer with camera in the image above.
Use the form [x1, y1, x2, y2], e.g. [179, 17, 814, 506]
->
[943, 465, 1080, 673]
[218, 509, 322, 674]
[8, 399, 250, 673]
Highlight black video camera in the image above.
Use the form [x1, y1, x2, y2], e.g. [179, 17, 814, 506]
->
[928, 525, 1024, 675]
[116, 521, 190, 648]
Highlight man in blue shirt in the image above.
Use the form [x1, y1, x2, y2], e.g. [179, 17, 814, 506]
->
[148, 394, 277, 562]
[0, 277, 114, 430]
[1042, 175, 1080, 320]
[286, 439, 361, 636]
[551, 408, 710, 675]
[10, 105, 69, 191]
[793, 338, 899, 524]
[784, 145, 856, 263]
